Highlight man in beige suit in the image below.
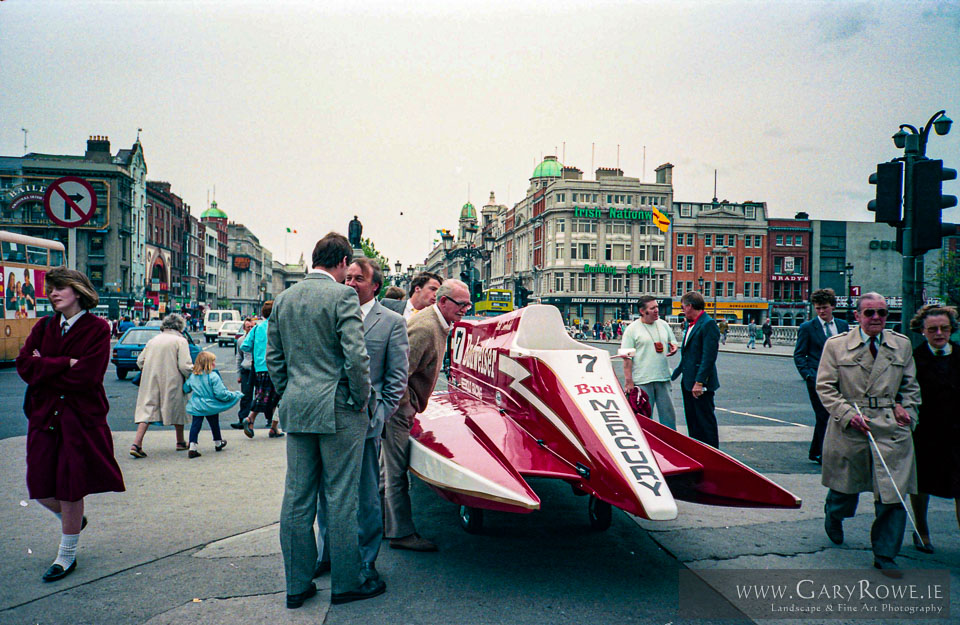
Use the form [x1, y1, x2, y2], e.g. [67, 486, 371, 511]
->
[383, 278, 471, 552]
[817, 292, 921, 576]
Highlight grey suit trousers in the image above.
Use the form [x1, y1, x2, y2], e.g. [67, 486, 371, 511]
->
[317, 436, 382, 566]
[280, 409, 366, 595]
[825, 489, 906, 562]
[382, 410, 416, 539]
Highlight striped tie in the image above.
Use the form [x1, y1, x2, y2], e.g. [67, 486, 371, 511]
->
[61, 320, 68, 336]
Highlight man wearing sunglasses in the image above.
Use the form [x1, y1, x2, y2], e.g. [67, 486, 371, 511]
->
[816, 292, 921, 577]
[383, 279, 472, 552]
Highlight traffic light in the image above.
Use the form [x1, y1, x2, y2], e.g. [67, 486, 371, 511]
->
[912, 159, 958, 253]
[868, 161, 903, 224]
[472, 280, 483, 301]
[515, 285, 530, 308]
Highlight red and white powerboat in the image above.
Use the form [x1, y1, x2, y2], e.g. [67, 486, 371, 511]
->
[408, 304, 801, 532]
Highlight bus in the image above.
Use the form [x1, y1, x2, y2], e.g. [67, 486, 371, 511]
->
[473, 288, 514, 316]
[1, 230, 66, 362]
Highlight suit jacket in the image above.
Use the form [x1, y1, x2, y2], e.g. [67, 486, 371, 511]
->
[671, 312, 720, 392]
[380, 297, 406, 315]
[362, 300, 409, 439]
[395, 304, 449, 420]
[266, 273, 371, 434]
[793, 317, 850, 381]
[816, 329, 920, 501]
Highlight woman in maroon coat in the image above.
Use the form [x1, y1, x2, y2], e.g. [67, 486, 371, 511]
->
[16, 268, 125, 582]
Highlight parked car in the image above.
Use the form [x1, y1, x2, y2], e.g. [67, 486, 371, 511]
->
[144, 319, 164, 327]
[111, 327, 201, 380]
[217, 320, 245, 347]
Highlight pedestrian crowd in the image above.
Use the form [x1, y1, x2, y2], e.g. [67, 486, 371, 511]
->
[14, 255, 958, 599]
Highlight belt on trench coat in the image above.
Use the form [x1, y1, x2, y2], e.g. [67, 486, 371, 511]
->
[851, 395, 895, 409]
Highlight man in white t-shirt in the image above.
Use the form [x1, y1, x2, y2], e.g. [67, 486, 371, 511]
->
[620, 295, 680, 429]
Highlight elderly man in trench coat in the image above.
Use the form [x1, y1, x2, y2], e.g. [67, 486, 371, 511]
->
[816, 292, 921, 575]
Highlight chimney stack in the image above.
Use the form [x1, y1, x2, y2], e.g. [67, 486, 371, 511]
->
[85, 135, 112, 163]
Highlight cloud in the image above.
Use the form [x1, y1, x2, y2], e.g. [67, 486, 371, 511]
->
[816, 4, 874, 43]
[763, 127, 785, 138]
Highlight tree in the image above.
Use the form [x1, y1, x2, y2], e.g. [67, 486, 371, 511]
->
[360, 237, 393, 286]
[936, 248, 960, 308]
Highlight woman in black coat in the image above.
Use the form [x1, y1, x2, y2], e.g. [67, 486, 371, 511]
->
[908, 304, 960, 554]
[16, 268, 125, 582]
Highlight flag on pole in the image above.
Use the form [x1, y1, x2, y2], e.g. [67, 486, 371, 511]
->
[286, 227, 298, 233]
[651, 206, 671, 233]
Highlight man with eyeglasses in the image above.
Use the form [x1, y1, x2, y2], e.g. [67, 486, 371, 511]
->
[382, 279, 472, 552]
[816, 292, 921, 577]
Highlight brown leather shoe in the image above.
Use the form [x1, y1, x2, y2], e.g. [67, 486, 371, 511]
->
[389, 533, 437, 552]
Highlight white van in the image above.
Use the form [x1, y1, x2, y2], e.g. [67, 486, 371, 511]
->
[203, 309, 241, 343]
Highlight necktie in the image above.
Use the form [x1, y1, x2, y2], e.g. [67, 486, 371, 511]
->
[824, 322, 832, 338]
[61, 320, 68, 336]
[935, 348, 945, 357]
[869, 337, 878, 359]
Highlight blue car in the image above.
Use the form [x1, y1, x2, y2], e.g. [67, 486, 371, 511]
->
[112, 327, 201, 380]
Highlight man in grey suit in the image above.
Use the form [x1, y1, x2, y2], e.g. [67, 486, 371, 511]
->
[671, 291, 721, 448]
[267, 232, 384, 608]
[316, 258, 409, 582]
[381, 271, 443, 320]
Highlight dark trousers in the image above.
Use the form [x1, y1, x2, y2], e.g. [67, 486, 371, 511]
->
[763, 333, 772, 347]
[681, 388, 719, 448]
[189, 413, 222, 444]
[805, 378, 830, 460]
[238, 367, 254, 421]
[825, 489, 906, 562]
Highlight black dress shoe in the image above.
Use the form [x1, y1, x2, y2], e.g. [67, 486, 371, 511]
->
[331, 578, 386, 605]
[80, 516, 88, 532]
[229, 420, 246, 430]
[913, 533, 935, 554]
[809, 455, 822, 465]
[361, 562, 379, 581]
[42, 560, 76, 582]
[874, 560, 903, 579]
[286, 582, 317, 609]
[313, 560, 331, 578]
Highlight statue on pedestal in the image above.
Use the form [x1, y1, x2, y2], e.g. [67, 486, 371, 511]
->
[348, 215, 362, 249]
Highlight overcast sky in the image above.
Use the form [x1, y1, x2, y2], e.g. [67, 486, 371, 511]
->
[2, 0, 959, 270]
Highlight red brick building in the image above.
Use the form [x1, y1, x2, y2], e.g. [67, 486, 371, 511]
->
[766, 216, 812, 326]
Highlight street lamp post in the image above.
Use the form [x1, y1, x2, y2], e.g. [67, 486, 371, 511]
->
[844, 262, 855, 323]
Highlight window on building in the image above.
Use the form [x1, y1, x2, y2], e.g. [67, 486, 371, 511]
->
[610, 221, 630, 234]
[728, 234, 736, 247]
[776, 234, 784, 246]
[606, 194, 613, 204]
[685, 255, 694, 271]
[605, 243, 630, 261]
[656, 246, 664, 262]
[773, 282, 782, 300]
[745, 236, 753, 248]
[89, 267, 104, 288]
[685, 281, 693, 293]
[572, 219, 596, 233]
[753, 256, 761, 273]
[680, 204, 691, 217]
[785, 235, 793, 246]
[656, 274, 665, 294]
[727, 281, 735, 297]
[726, 255, 735, 272]
[754, 282, 762, 298]
[714, 281, 722, 296]
[676, 281, 684, 296]
[557, 193, 565, 203]
[705, 233, 712, 246]
[754, 235, 762, 247]
[744, 256, 751, 273]
[794, 257, 804, 274]
[677, 233, 684, 247]
[556, 218, 565, 232]
[577, 273, 589, 291]
[89, 235, 105, 258]
[603, 275, 611, 292]
[676, 255, 683, 270]
[626, 195, 632, 205]
[745, 205, 756, 219]
[705, 256, 712, 272]
[774, 257, 783, 274]
[555, 243, 563, 261]
[590, 274, 597, 291]
[703, 281, 712, 297]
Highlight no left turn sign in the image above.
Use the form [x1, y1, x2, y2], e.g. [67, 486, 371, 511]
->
[43, 176, 98, 227]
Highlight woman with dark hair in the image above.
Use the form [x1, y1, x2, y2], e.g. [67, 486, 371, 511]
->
[909, 304, 960, 554]
[16, 267, 125, 582]
[239, 300, 283, 438]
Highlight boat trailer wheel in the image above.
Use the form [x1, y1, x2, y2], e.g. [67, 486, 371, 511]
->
[588, 495, 612, 531]
[459, 505, 484, 534]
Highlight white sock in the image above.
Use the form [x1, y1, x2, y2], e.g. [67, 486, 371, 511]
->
[189, 442, 198, 451]
[53, 533, 79, 569]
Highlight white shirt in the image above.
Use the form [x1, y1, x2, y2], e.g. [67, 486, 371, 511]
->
[859, 327, 882, 347]
[820, 317, 837, 337]
[928, 342, 953, 356]
[431, 303, 449, 331]
[359, 298, 375, 321]
[309, 267, 337, 282]
[61, 310, 87, 334]
[403, 299, 418, 321]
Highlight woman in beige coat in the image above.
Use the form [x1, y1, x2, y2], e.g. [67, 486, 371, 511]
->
[130, 314, 194, 457]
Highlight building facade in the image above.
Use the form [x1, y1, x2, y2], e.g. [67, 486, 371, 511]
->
[227, 221, 274, 317]
[766, 216, 812, 326]
[670, 198, 769, 323]
[201, 201, 229, 301]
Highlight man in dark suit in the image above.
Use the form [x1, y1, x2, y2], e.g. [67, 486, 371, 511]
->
[316, 258, 409, 583]
[267, 232, 384, 608]
[381, 271, 442, 321]
[671, 291, 721, 448]
[794, 288, 849, 464]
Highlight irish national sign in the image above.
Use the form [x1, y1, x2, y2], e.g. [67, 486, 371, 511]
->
[43, 176, 98, 228]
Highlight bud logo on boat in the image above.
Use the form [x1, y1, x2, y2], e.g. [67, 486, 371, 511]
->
[574, 384, 615, 395]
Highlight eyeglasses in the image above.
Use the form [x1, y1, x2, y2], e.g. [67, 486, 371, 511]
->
[860, 308, 888, 318]
[923, 325, 952, 334]
[444, 296, 471, 310]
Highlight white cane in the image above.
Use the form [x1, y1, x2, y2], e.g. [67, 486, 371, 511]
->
[854, 403, 922, 543]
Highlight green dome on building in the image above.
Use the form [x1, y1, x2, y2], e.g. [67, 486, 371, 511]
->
[201, 200, 228, 219]
[460, 201, 476, 220]
[531, 155, 563, 179]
